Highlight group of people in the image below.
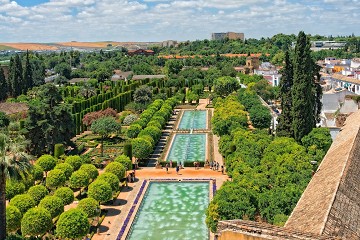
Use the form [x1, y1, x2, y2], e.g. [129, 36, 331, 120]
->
[165, 162, 182, 175]
[209, 161, 224, 174]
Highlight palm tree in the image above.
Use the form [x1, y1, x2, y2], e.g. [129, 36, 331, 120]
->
[0, 133, 32, 240]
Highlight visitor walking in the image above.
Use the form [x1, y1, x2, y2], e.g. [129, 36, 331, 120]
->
[221, 165, 224, 175]
[165, 163, 169, 174]
[216, 162, 219, 171]
[170, 160, 173, 168]
[176, 165, 180, 174]
[210, 161, 213, 169]
[213, 161, 217, 171]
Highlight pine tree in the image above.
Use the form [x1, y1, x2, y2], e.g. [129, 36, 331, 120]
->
[23, 50, 33, 93]
[0, 68, 7, 101]
[9, 54, 23, 97]
[276, 51, 293, 137]
[291, 31, 318, 142]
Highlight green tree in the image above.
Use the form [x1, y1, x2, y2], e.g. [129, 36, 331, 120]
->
[249, 106, 272, 129]
[77, 198, 100, 218]
[104, 162, 125, 181]
[277, 51, 294, 137]
[46, 169, 66, 189]
[54, 62, 71, 79]
[291, 31, 321, 141]
[114, 155, 132, 170]
[5, 180, 25, 200]
[69, 170, 90, 190]
[0, 133, 32, 240]
[87, 180, 112, 203]
[185, 90, 199, 104]
[132, 137, 152, 160]
[133, 85, 152, 105]
[9, 194, 35, 215]
[79, 164, 98, 181]
[6, 206, 21, 233]
[9, 55, 23, 97]
[165, 60, 183, 75]
[56, 209, 89, 239]
[32, 165, 44, 182]
[36, 154, 56, 175]
[97, 172, 120, 192]
[64, 155, 82, 171]
[0, 68, 7, 101]
[38, 196, 64, 218]
[27, 185, 48, 205]
[126, 124, 142, 139]
[54, 163, 74, 179]
[54, 187, 74, 205]
[213, 76, 240, 97]
[91, 117, 121, 156]
[23, 50, 33, 94]
[21, 207, 52, 237]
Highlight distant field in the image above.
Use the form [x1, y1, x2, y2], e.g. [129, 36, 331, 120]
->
[0, 45, 17, 50]
[0, 43, 58, 51]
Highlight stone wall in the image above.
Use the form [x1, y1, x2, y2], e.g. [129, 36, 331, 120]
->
[322, 129, 360, 238]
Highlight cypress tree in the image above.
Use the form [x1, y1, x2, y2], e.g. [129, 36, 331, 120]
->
[23, 50, 33, 93]
[276, 51, 293, 137]
[10, 54, 23, 97]
[291, 31, 318, 142]
[0, 68, 7, 101]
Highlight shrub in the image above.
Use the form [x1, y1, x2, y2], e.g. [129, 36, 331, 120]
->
[0, 111, 10, 128]
[104, 162, 125, 180]
[39, 196, 64, 218]
[32, 165, 44, 182]
[69, 170, 90, 189]
[77, 198, 100, 218]
[150, 116, 165, 127]
[56, 209, 89, 239]
[46, 169, 66, 189]
[97, 172, 120, 191]
[21, 207, 52, 237]
[9, 194, 36, 215]
[138, 126, 162, 142]
[132, 137, 152, 159]
[54, 187, 74, 205]
[123, 141, 132, 161]
[123, 114, 138, 125]
[27, 185, 48, 205]
[54, 143, 65, 159]
[114, 155, 132, 170]
[65, 155, 83, 170]
[6, 180, 25, 200]
[36, 154, 57, 172]
[79, 164, 99, 181]
[80, 155, 92, 164]
[54, 163, 74, 179]
[147, 120, 162, 129]
[6, 206, 22, 233]
[88, 180, 112, 203]
[126, 124, 142, 138]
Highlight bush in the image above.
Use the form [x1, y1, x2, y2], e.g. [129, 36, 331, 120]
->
[54, 163, 74, 179]
[6, 206, 22, 233]
[69, 170, 90, 189]
[104, 162, 125, 181]
[150, 116, 165, 128]
[46, 169, 66, 189]
[147, 120, 162, 129]
[126, 124, 142, 139]
[54, 187, 74, 205]
[114, 155, 132, 170]
[97, 172, 120, 191]
[138, 126, 162, 142]
[56, 209, 89, 239]
[65, 155, 83, 170]
[6, 180, 25, 200]
[54, 143, 65, 159]
[0, 111, 10, 128]
[79, 164, 99, 181]
[132, 137, 152, 159]
[77, 198, 100, 218]
[123, 114, 138, 125]
[21, 207, 52, 237]
[39, 196, 64, 218]
[249, 105, 272, 129]
[32, 165, 44, 182]
[123, 141, 132, 161]
[9, 194, 36, 215]
[88, 180, 112, 203]
[27, 185, 48, 205]
[36, 154, 57, 172]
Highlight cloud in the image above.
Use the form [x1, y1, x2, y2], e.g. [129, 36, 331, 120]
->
[0, 0, 359, 42]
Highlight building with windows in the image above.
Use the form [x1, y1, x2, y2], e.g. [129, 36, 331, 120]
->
[211, 32, 244, 41]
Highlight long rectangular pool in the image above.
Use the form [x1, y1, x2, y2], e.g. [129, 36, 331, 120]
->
[178, 110, 207, 130]
[166, 134, 206, 162]
[126, 182, 209, 240]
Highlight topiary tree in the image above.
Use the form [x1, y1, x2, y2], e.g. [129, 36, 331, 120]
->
[64, 155, 82, 171]
[5, 180, 25, 200]
[32, 165, 44, 182]
[54, 187, 74, 205]
[27, 185, 48, 205]
[138, 126, 162, 143]
[104, 162, 125, 181]
[87, 180, 112, 203]
[147, 120, 162, 130]
[77, 198, 100, 218]
[123, 141, 132, 161]
[114, 155, 132, 170]
[69, 170, 90, 192]
[9, 194, 36, 215]
[97, 172, 120, 192]
[126, 124, 142, 139]
[54, 143, 65, 159]
[36, 154, 57, 175]
[21, 207, 52, 237]
[54, 163, 74, 180]
[132, 137, 152, 160]
[38, 196, 64, 218]
[56, 209, 89, 239]
[6, 206, 22, 233]
[79, 164, 98, 181]
[46, 169, 66, 190]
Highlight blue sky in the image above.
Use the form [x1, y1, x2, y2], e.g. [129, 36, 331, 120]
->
[0, 0, 359, 42]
